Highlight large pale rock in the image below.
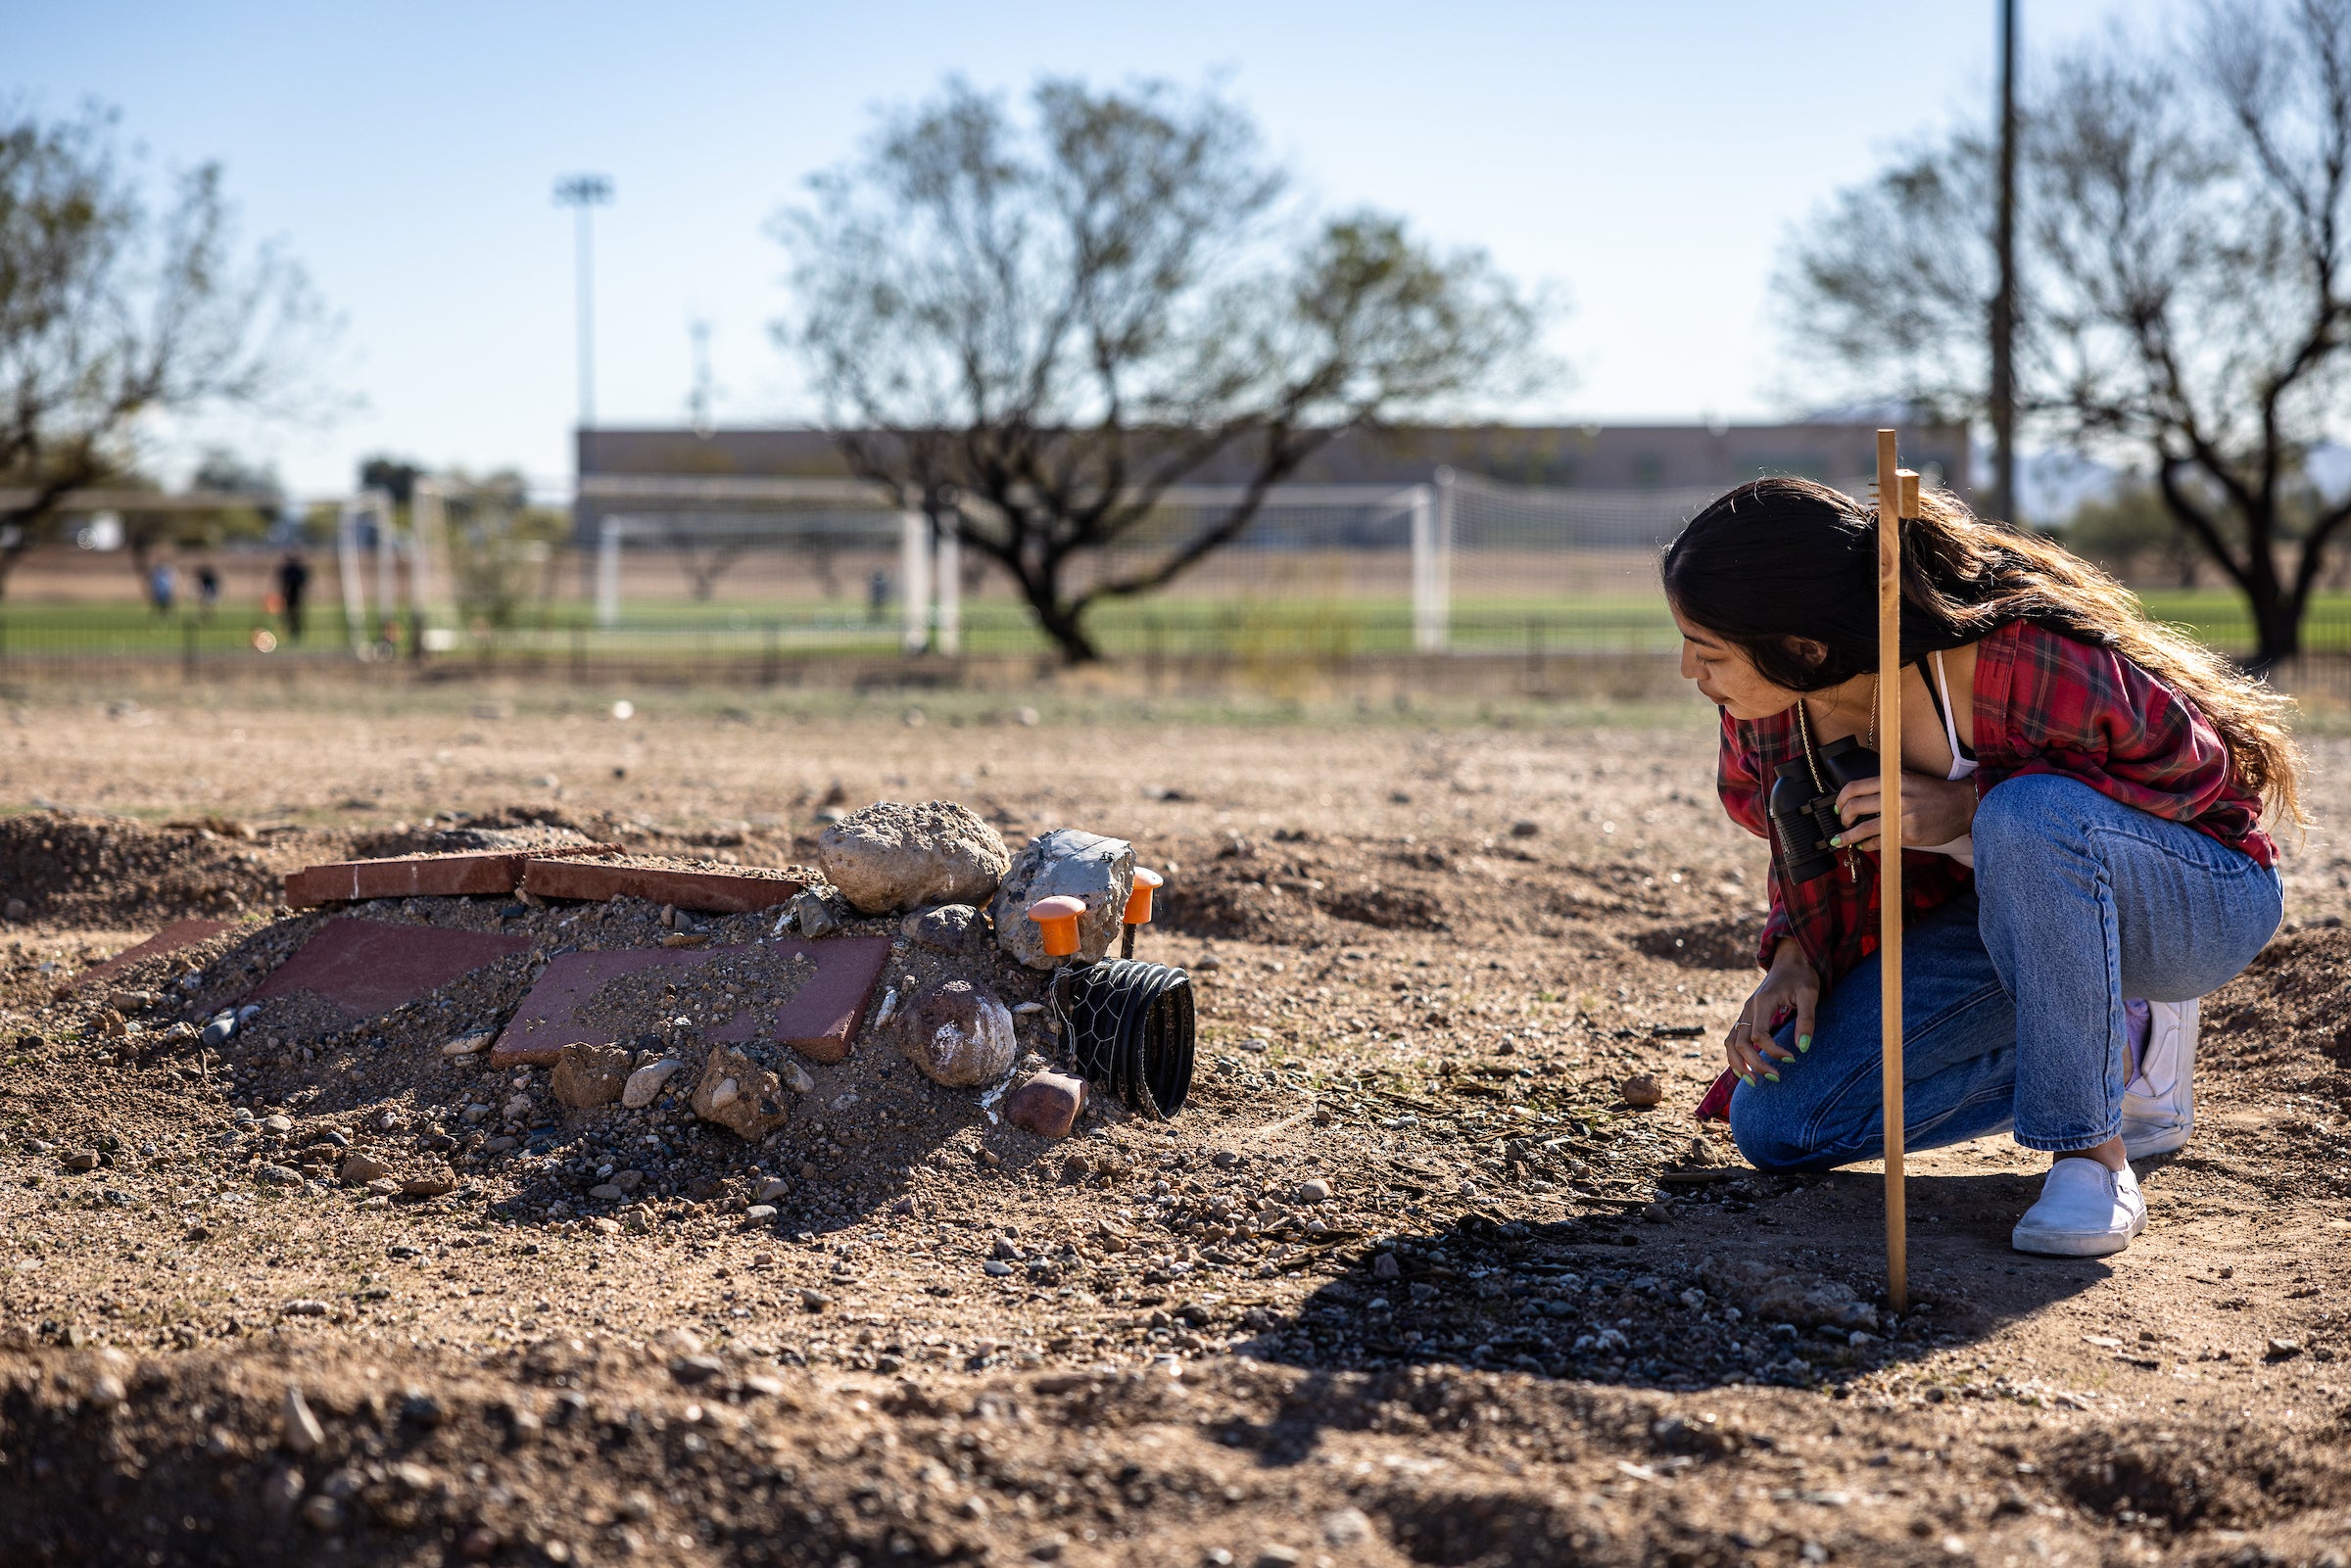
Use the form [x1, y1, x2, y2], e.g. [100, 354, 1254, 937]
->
[990, 829, 1135, 970]
[551, 1041, 631, 1108]
[622, 1057, 684, 1109]
[899, 976, 1017, 1087]
[692, 1045, 791, 1141]
[817, 801, 1010, 915]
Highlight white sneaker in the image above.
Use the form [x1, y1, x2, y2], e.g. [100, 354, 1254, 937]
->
[2121, 998, 2197, 1160]
[2012, 1159, 2147, 1257]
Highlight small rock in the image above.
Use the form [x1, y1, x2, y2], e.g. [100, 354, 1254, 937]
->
[818, 800, 1011, 915]
[622, 1058, 685, 1109]
[1622, 1073, 1665, 1108]
[201, 1014, 236, 1048]
[1373, 1253, 1401, 1280]
[989, 829, 1135, 970]
[301, 1495, 344, 1532]
[1255, 1548, 1302, 1568]
[283, 1300, 330, 1317]
[1321, 1507, 1372, 1547]
[3, 898, 25, 922]
[984, 1260, 1014, 1277]
[552, 1040, 631, 1109]
[400, 1172, 456, 1198]
[588, 1184, 624, 1201]
[1509, 820, 1541, 837]
[63, 1150, 99, 1172]
[109, 988, 161, 1013]
[1193, 952, 1223, 973]
[1642, 1202, 1671, 1223]
[799, 1289, 829, 1310]
[263, 1114, 294, 1133]
[900, 976, 1018, 1087]
[1007, 1071, 1085, 1139]
[1297, 1179, 1332, 1204]
[785, 1062, 816, 1095]
[753, 1176, 789, 1203]
[670, 1354, 726, 1385]
[2268, 1337, 2304, 1360]
[904, 903, 986, 954]
[263, 1465, 305, 1516]
[256, 1164, 304, 1186]
[442, 1032, 494, 1058]
[744, 1204, 778, 1222]
[339, 1153, 394, 1185]
[282, 1386, 325, 1453]
[692, 1045, 790, 1141]
[88, 1371, 127, 1408]
[789, 888, 841, 939]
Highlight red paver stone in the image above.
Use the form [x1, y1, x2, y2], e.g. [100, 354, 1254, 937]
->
[518, 857, 806, 916]
[489, 935, 890, 1068]
[284, 845, 617, 908]
[72, 918, 237, 993]
[246, 918, 533, 1020]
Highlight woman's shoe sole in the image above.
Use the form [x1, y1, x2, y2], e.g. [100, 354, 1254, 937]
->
[2120, 1120, 2191, 1160]
[2012, 1207, 2147, 1258]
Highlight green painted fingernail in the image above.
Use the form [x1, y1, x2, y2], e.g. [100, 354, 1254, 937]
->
[1739, 1071, 1754, 1086]
[1830, 835, 1844, 847]
[1763, 1069, 1780, 1082]
[1798, 1034, 1812, 1052]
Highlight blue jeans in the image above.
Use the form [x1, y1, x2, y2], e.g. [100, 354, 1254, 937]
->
[1729, 774, 2281, 1170]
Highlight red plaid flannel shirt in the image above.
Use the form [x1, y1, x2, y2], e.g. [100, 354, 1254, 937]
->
[1695, 620, 2275, 1119]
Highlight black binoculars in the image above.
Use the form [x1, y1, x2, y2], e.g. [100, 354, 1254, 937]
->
[1768, 736, 1880, 882]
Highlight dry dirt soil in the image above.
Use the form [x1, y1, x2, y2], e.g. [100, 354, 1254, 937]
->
[5, 688, 2351, 1568]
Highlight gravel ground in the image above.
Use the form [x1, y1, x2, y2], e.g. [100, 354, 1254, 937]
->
[3, 687, 2351, 1567]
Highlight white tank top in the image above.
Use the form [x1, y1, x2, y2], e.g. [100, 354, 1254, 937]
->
[1921, 649, 1978, 865]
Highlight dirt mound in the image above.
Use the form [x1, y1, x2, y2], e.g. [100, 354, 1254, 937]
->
[0, 812, 283, 926]
[1631, 916, 1762, 970]
[1157, 834, 1455, 941]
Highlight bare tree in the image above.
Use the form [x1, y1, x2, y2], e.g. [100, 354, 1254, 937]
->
[0, 104, 329, 597]
[1778, 1, 2351, 667]
[774, 77, 1544, 662]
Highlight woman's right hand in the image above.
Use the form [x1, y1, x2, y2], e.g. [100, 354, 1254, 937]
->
[1726, 939, 1820, 1084]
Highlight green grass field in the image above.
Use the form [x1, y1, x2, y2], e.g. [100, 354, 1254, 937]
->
[3, 589, 2347, 665]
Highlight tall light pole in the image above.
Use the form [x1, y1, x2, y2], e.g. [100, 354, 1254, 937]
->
[1990, 0, 2019, 522]
[553, 173, 613, 431]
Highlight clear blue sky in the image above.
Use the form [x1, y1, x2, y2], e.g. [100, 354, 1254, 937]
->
[15, 0, 2163, 496]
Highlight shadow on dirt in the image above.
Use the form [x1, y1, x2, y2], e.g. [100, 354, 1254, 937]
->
[1231, 1169, 2104, 1435]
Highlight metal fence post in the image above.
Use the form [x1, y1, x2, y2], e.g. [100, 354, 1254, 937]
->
[899, 511, 931, 655]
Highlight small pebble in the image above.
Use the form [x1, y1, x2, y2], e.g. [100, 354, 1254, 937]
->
[282, 1386, 325, 1453]
[1296, 1179, 1331, 1204]
[1622, 1073, 1665, 1108]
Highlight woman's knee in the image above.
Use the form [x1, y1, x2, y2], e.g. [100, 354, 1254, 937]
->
[1727, 1084, 1811, 1173]
[1972, 774, 2087, 861]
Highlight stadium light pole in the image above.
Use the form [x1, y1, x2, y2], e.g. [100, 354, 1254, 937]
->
[1990, 0, 2018, 522]
[553, 173, 614, 432]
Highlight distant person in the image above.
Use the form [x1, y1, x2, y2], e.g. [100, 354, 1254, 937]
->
[276, 551, 312, 641]
[867, 568, 890, 624]
[147, 562, 176, 616]
[195, 563, 220, 618]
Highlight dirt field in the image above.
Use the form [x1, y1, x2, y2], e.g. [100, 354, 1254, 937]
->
[5, 685, 2351, 1568]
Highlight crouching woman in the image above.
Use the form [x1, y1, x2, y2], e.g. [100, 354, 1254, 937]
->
[1662, 478, 2296, 1257]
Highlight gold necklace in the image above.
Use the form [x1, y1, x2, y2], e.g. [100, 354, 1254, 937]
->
[1866, 674, 1879, 751]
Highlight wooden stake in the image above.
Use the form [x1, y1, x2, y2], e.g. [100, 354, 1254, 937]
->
[1876, 430, 1910, 1314]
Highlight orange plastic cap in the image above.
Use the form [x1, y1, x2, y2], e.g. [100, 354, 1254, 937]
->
[1027, 894, 1088, 958]
[1124, 867, 1165, 925]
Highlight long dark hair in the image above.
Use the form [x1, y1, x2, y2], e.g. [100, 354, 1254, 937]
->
[1662, 476, 2304, 824]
